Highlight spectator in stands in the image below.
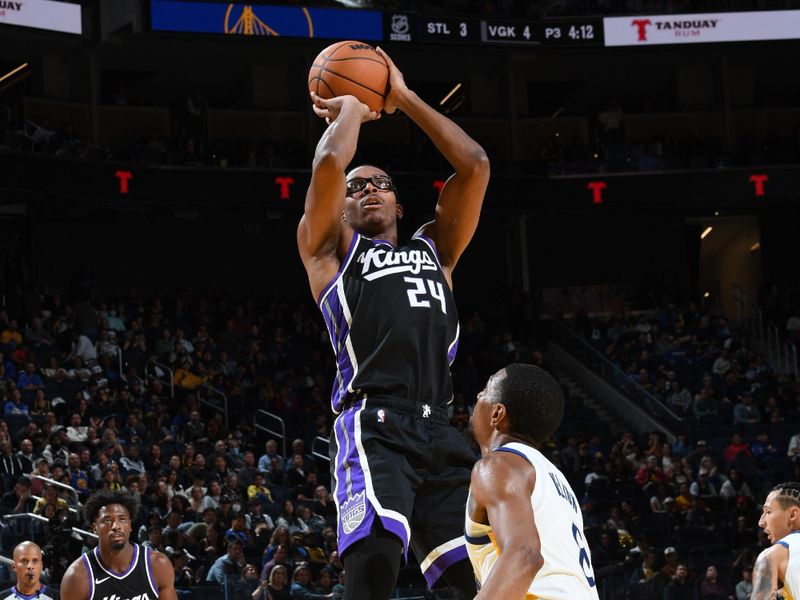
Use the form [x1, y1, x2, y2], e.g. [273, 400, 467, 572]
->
[233, 564, 261, 600]
[698, 565, 729, 599]
[206, 537, 245, 586]
[733, 566, 753, 600]
[719, 468, 754, 504]
[289, 564, 329, 600]
[722, 433, 752, 465]
[732, 394, 760, 426]
[261, 543, 292, 582]
[275, 500, 308, 536]
[266, 564, 291, 600]
[664, 563, 693, 600]
[4, 389, 29, 422]
[635, 454, 669, 494]
[1, 476, 35, 514]
[0, 439, 26, 482]
[667, 382, 693, 415]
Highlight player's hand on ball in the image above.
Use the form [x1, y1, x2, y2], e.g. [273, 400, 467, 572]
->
[375, 47, 409, 115]
[311, 92, 380, 125]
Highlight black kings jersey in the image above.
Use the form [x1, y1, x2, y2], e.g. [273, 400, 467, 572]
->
[81, 544, 159, 600]
[0, 585, 59, 600]
[318, 230, 460, 413]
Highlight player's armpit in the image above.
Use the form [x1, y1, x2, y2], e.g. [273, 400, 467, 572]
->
[471, 454, 541, 600]
[752, 547, 781, 600]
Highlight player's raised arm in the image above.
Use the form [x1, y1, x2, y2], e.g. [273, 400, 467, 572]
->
[376, 47, 489, 277]
[471, 453, 542, 600]
[297, 95, 379, 291]
[150, 550, 178, 600]
[60, 557, 90, 600]
[751, 546, 782, 600]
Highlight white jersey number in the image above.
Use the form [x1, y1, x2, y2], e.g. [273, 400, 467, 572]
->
[404, 277, 446, 314]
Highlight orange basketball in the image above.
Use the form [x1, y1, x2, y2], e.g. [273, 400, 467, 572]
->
[308, 41, 389, 113]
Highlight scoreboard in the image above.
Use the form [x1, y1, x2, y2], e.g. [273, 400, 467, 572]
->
[384, 13, 604, 47]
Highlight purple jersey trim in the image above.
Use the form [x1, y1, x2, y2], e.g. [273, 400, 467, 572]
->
[94, 543, 139, 578]
[412, 232, 444, 269]
[82, 554, 95, 600]
[144, 546, 159, 596]
[421, 544, 469, 587]
[316, 232, 361, 306]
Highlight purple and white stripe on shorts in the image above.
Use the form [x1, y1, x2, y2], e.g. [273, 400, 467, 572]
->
[333, 399, 411, 558]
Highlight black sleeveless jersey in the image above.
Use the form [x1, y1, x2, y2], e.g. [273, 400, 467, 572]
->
[81, 544, 159, 600]
[318, 229, 460, 413]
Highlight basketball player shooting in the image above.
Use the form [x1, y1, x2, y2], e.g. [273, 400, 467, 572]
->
[61, 491, 176, 600]
[298, 47, 489, 600]
[466, 364, 600, 599]
[751, 482, 800, 600]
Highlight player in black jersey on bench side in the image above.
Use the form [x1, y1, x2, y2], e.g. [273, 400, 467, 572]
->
[298, 47, 490, 600]
[61, 491, 176, 600]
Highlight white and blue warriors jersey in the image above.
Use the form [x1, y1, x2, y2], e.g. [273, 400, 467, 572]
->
[777, 530, 800, 600]
[465, 442, 599, 599]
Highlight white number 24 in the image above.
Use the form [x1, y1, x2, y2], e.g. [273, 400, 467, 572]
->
[404, 276, 446, 314]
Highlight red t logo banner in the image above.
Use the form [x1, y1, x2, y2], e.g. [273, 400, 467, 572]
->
[432, 180, 446, 196]
[749, 174, 768, 197]
[587, 181, 607, 204]
[274, 176, 295, 200]
[632, 18, 651, 41]
[115, 170, 133, 195]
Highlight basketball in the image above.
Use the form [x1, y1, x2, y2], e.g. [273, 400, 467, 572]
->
[308, 40, 389, 113]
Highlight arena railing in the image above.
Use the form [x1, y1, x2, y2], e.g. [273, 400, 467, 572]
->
[145, 360, 175, 400]
[31, 495, 79, 517]
[253, 410, 286, 459]
[312, 436, 330, 463]
[31, 475, 82, 506]
[751, 307, 799, 378]
[549, 317, 687, 432]
[198, 383, 229, 431]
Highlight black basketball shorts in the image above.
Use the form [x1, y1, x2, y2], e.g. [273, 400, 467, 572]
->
[329, 394, 477, 587]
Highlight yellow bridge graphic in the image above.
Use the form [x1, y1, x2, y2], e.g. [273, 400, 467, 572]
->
[223, 5, 314, 36]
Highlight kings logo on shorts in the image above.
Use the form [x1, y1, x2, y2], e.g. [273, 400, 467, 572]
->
[340, 491, 367, 534]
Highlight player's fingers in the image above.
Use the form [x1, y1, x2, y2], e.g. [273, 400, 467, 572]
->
[375, 47, 394, 69]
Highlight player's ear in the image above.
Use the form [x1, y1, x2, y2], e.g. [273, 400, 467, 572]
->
[490, 403, 506, 428]
[396, 203, 404, 220]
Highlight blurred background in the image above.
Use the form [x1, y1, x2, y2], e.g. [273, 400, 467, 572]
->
[0, 1, 800, 598]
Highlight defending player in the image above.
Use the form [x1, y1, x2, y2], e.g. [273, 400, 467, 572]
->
[1, 541, 59, 600]
[466, 363, 600, 599]
[752, 482, 800, 600]
[298, 47, 489, 600]
[61, 491, 176, 600]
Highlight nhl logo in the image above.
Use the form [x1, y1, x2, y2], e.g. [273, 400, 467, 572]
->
[390, 14, 411, 41]
[340, 491, 367, 534]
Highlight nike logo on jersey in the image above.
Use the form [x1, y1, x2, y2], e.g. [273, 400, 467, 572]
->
[95, 577, 111, 584]
[358, 247, 437, 281]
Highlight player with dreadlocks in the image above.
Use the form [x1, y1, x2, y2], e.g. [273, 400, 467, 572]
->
[752, 481, 800, 600]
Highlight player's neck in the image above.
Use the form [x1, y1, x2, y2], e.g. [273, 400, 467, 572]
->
[15, 582, 42, 597]
[488, 433, 530, 453]
[98, 541, 134, 571]
[370, 231, 397, 247]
